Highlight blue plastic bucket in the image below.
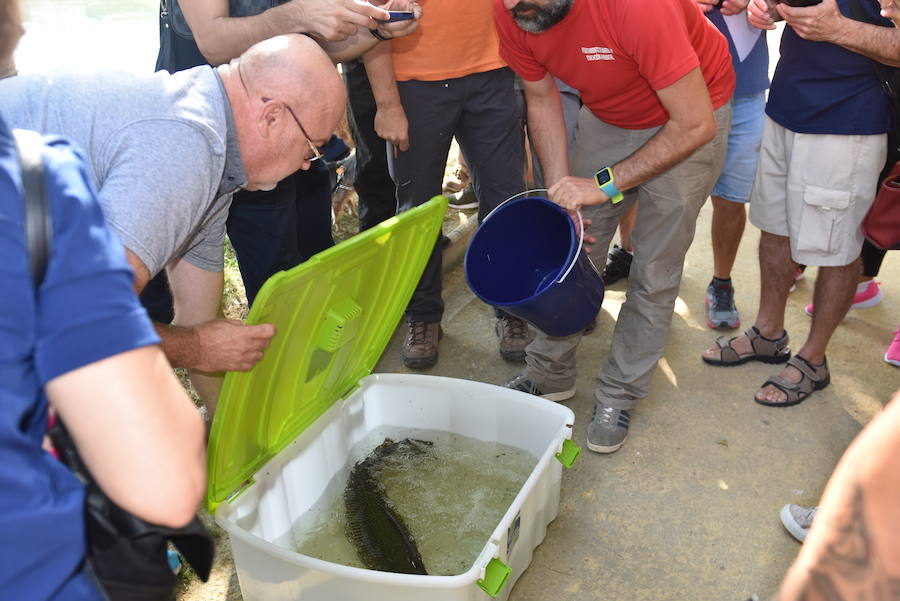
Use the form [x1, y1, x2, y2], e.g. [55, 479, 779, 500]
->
[464, 196, 604, 337]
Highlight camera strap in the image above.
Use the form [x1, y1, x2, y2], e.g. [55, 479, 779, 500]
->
[13, 129, 52, 290]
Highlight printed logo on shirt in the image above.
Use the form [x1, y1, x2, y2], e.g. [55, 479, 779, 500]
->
[582, 46, 614, 62]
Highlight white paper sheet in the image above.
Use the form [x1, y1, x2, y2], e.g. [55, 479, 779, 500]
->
[723, 12, 762, 62]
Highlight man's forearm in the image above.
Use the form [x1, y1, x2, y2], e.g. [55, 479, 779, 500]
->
[831, 18, 900, 67]
[775, 396, 900, 601]
[363, 42, 402, 109]
[612, 116, 715, 193]
[525, 91, 570, 187]
[189, 6, 306, 65]
[319, 26, 379, 64]
[154, 322, 201, 369]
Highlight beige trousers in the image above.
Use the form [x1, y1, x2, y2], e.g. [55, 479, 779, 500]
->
[523, 102, 732, 410]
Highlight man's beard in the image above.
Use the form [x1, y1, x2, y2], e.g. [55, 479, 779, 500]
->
[511, 0, 573, 33]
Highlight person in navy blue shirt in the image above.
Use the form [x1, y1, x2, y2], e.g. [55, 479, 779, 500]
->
[0, 6, 206, 597]
[703, 0, 900, 406]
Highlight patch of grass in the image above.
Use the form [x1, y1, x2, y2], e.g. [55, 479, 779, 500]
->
[222, 237, 248, 321]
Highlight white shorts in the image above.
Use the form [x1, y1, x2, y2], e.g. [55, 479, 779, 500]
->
[749, 116, 886, 266]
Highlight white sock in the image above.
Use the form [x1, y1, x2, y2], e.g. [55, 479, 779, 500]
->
[857, 280, 874, 294]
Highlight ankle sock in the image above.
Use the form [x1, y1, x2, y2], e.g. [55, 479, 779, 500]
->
[711, 276, 732, 288]
[857, 280, 874, 293]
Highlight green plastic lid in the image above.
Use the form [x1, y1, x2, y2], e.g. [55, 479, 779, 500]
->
[205, 197, 448, 512]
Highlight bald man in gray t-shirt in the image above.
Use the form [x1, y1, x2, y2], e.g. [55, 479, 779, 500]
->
[0, 35, 350, 410]
[0, 66, 236, 277]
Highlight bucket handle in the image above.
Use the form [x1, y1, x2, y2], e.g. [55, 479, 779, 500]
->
[485, 188, 585, 284]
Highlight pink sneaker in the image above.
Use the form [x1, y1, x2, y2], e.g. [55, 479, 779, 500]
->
[805, 280, 884, 317]
[886, 329, 900, 367]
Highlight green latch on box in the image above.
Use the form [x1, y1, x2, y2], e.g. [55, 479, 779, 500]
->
[477, 557, 512, 598]
[555, 438, 581, 468]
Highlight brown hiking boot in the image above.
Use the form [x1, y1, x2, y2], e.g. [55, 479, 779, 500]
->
[496, 316, 533, 362]
[402, 321, 442, 369]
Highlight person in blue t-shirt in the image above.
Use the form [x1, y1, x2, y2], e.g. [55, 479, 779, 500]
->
[702, 0, 900, 406]
[697, 0, 770, 331]
[0, 120, 208, 599]
[0, 6, 206, 598]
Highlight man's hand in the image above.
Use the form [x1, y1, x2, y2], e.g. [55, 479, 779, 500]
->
[374, 102, 410, 152]
[549, 176, 609, 212]
[292, 0, 390, 41]
[696, 0, 749, 15]
[191, 319, 275, 373]
[747, 0, 780, 28]
[721, 0, 752, 15]
[776, 0, 847, 41]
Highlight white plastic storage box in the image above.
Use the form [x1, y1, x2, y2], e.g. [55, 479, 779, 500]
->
[205, 199, 579, 601]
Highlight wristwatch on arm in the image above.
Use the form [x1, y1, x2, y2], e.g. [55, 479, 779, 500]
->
[594, 166, 624, 204]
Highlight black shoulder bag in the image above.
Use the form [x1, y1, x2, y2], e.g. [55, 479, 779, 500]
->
[14, 129, 215, 601]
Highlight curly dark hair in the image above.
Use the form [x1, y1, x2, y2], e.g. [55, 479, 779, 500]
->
[0, 0, 24, 62]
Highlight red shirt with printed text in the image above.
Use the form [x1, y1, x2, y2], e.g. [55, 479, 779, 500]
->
[494, 0, 735, 129]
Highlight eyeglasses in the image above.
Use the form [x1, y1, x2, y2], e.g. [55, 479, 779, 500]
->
[276, 102, 323, 163]
[237, 62, 322, 163]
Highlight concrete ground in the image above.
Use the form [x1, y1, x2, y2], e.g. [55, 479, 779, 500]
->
[373, 200, 899, 601]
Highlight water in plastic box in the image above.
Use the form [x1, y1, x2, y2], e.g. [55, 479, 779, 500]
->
[292, 426, 537, 576]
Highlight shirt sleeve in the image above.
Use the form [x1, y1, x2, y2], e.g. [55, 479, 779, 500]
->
[96, 120, 220, 277]
[181, 192, 229, 272]
[34, 137, 160, 384]
[493, 0, 549, 82]
[617, 0, 700, 91]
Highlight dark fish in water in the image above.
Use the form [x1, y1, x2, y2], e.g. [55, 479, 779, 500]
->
[344, 438, 432, 575]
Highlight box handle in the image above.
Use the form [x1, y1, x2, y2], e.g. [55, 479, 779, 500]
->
[477, 557, 512, 598]
[555, 438, 581, 468]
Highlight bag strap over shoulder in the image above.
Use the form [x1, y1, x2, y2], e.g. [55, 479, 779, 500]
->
[13, 129, 52, 289]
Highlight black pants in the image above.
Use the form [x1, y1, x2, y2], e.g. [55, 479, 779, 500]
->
[388, 67, 524, 323]
[862, 238, 887, 278]
[343, 59, 397, 232]
[227, 162, 334, 305]
[139, 163, 333, 322]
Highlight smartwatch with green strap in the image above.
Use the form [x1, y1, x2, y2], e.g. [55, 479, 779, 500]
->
[594, 166, 624, 204]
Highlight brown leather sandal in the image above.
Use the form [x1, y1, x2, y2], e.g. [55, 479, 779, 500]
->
[702, 326, 791, 367]
[755, 355, 830, 407]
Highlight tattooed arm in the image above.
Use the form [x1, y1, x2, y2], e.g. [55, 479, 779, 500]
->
[775, 393, 900, 601]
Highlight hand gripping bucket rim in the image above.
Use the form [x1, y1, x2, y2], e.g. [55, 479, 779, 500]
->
[464, 189, 604, 337]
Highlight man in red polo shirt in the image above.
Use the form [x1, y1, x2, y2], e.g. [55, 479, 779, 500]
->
[496, 0, 735, 453]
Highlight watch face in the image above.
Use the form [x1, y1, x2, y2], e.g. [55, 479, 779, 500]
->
[596, 168, 611, 186]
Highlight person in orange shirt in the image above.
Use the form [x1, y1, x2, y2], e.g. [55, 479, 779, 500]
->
[364, 0, 529, 369]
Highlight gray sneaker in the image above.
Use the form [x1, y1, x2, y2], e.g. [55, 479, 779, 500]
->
[586, 403, 630, 453]
[706, 280, 740, 330]
[780, 504, 818, 542]
[505, 374, 575, 402]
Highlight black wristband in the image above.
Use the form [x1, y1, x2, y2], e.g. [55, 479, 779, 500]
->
[370, 27, 392, 41]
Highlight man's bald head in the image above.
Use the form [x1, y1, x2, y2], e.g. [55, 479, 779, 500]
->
[223, 34, 346, 191]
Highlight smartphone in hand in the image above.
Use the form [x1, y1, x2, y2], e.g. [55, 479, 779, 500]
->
[776, 0, 822, 7]
[377, 10, 415, 22]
